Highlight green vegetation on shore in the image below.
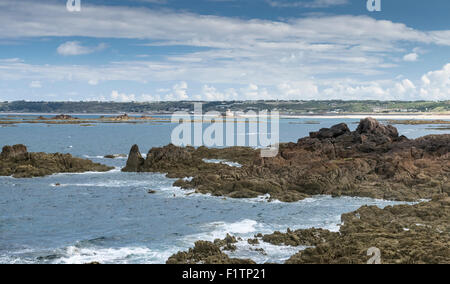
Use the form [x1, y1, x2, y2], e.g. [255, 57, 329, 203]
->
[0, 100, 448, 114]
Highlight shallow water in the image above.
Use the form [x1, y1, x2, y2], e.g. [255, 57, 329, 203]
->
[0, 116, 447, 264]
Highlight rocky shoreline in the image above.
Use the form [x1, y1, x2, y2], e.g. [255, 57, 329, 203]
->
[123, 118, 449, 202]
[166, 194, 449, 264]
[120, 117, 449, 264]
[0, 144, 114, 178]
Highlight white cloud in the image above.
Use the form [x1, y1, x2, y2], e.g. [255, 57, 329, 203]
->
[277, 81, 319, 100]
[403, 53, 418, 62]
[29, 80, 42, 88]
[161, 82, 189, 101]
[419, 63, 450, 100]
[316, 64, 449, 101]
[239, 84, 272, 100]
[0, 0, 448, 49]
[140, 94, 161, 101]
[0, 0, 449, 101]
[88, 79, 99, 85]
[0, 0, 446, 89]
[57, 41, 107, 56]
[111, 90, 136, 102]
[268, 0, 349, 8]
[201, 85, 239, 101]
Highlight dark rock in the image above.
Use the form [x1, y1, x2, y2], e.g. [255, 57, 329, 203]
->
[122, 118, 449, 202]
[1, 144, 29, 160]
[253, 248, 267, 255]
[286, 195, 450, 264]
[122, 144, 145, 172]
[52, 114, 78, 120]
[166, 241, 255, 264]
[356, 117, 398, 140]
[0, 144, 113, 178]
[310, 123, 350, 139]
[262, 228, 338, 247]
[104, 154, 127, 159]
[247, 238, 260, 245]
[214, 234, 238, 252]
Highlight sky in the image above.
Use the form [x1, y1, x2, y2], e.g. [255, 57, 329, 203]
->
[0, 0, 449, 102]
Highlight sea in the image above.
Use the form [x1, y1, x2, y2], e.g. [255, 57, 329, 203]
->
[0, 115, 448, 264]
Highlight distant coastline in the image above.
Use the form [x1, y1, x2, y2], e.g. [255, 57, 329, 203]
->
[280, 114, 450, 120]
[0, 100, 448, 116]
[1, 112, 450, 121]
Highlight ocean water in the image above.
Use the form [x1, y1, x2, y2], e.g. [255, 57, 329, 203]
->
[0, 116, 448, 264]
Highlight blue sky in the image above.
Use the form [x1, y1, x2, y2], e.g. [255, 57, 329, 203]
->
[0, 0, 449, 101]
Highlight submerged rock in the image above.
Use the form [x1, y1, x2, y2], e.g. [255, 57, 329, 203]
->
[123, 118, 449, 202]
[0, 144, 114, 178]
[104, 154, 127, 159]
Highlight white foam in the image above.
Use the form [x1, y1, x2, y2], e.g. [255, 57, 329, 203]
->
[83, 155, 127, 160]
[180, 218, 309, 263]
[226, 239, 307, 264]
[51, 167, 122, 178]
[159, 186, 196, 197]
[183, 219, 268, 244]
[55, 246, 173, 264]
[202, 159, 242, 168]
[83, 155, 105, 159]
[54, 179, 151, 188]
[0, 250, 36, 264]
[0, 255, 33, 264]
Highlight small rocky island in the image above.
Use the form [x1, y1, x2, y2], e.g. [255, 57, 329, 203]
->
[0, 144, 114, 178]
[123, 118, 449, 202]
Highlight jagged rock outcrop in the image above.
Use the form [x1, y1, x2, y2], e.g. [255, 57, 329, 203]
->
[213, 234, 238, 251]
[285, 194, 450, 264]
[123, 118, 449, 202]
[310, 123, 350, 139]
[122, 144, 145, 172]
[166, 240, 256, 264]
[0, 145, 114, 178]
[0, 144, 28, 160]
